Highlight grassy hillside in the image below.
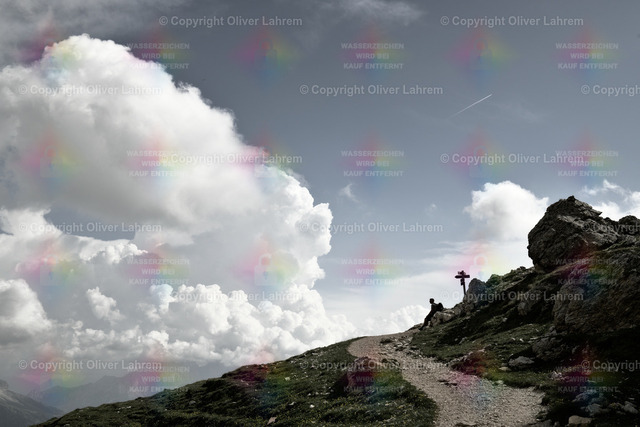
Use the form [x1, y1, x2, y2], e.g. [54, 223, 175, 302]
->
[36, 338, 437, 426]
[411, 269, 640, 426]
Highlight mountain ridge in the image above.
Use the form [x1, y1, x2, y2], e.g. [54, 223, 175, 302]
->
[0, 380, 62, 427]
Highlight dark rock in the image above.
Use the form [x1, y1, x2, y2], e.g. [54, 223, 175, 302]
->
[458, 278, 488, 314]
[431, 310, 455, 326]
[508, 356, 535, 369]
[585, 403, 604, 416]
[532, 335, 570, 361]
[568, 415, 592, 426]
[552, 249, 640, 334]
[527, 196, 622, 273]
[525, 196, 640, 335]
[623, 401, 638, 414]
[467, 278, 487, 301]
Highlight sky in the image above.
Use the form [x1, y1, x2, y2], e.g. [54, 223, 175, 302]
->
[1, 0, 640, 399]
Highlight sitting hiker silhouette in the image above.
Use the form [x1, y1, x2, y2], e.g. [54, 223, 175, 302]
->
[419, 298, 444, 330]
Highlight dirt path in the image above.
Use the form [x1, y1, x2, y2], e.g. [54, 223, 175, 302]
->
[347, 330, 545, 427]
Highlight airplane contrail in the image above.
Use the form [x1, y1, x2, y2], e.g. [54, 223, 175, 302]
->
[450, 94, 493, 117]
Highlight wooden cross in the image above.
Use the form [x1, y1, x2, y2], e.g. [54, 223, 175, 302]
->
[455, 270, 470, 295]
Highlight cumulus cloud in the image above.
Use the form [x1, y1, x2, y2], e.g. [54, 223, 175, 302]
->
[0, 279, 51, 344]
[0, 35, 351, 375]
[86, 287, 124, 324]
[0, 34, 332, 282]
[464, 181, 549, 241]
[580, 180, 640, 220]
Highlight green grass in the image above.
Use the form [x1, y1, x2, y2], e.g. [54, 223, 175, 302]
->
[36, 338, 437, 426]
[410, 290, 640, 426]
[412, 315, 552, 387]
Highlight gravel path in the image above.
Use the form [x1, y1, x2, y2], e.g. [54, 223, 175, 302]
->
[348, 330, 545, 427]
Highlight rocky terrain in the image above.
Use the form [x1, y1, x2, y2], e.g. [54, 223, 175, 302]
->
[414, 196, 640, 426]
[35, 196, 640, 426]
[348, 331, 543, 426]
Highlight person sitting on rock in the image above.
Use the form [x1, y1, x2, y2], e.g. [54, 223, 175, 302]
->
[419, 298, 444, 330]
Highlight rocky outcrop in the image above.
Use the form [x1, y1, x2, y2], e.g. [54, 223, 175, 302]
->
[412, 196, 640, 426]
[529, 196, 640, 272]
[522, 196, 640, 335]
[436, 197, 640, 337]
[448, 278, 489, 318]
[464, 278, 488, 308]
[527, 196, 632, 273]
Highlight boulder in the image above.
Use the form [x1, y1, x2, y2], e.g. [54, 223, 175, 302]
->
[623, 401, 638, 414]
[451, 304, 464, 317]
[466, 278, 487, 302]
[431, 310, 454, 326]
[460, 278, 488, 314]
[567, 415, 592, 426]
[585, 403, 604, 416]
[573, 390, 598, 404]
[508, 356, 535, 370]
[527, 196, 622, 272]
[532, 335, 570, 361]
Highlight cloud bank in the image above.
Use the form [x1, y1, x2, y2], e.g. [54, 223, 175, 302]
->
[0, 35, 354, 382]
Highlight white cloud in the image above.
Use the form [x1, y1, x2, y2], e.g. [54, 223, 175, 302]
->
[359, 305, 427, 335]
[86, 287, 123, 324]
[464, 181, 549, 241]
[338, 183, 359, 203]
[0, 35, 351, 374]
[580, 180, 640, 220]
[0, 279, 52, 344]
[0, 34, 333, 285]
